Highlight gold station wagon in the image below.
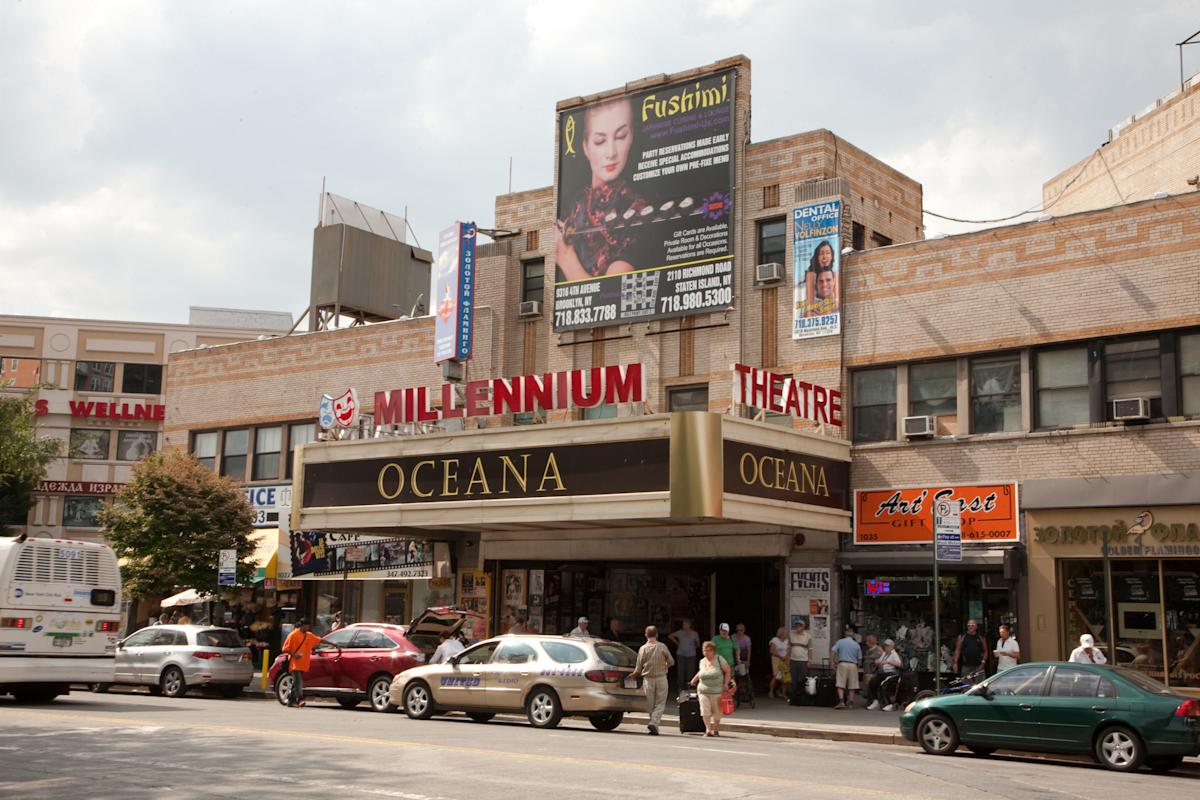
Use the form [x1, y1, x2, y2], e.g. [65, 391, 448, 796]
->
[389, 634, 645, 730]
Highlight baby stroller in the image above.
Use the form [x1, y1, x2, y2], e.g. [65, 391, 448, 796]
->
[733, 662, 756, 709]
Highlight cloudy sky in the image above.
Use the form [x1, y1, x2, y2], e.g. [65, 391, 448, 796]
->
[1, 2, 1196, 324]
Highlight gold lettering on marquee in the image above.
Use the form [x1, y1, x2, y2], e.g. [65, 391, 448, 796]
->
[499, 454, 528, 494]
[737, 450, 830, 499]
[411, 460, 435, 498]
[378, 463, 405, 500]
[442, 458, 460, 496]
[537, 451, 566, 493]
[465, 458, 492, 495]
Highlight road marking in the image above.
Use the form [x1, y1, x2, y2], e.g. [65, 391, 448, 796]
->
[666, 744, 767, 757]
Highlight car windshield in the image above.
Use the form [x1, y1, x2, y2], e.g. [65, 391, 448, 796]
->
[595, 642, 636, 668]
[196, 629, 243, 648]
[1113, 666, 1172, 694]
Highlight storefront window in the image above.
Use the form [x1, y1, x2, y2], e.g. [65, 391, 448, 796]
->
[1112, 559, 1165, 682]
[63, 496, 104, 528]
[1164, 559, 1200, 688]
[1036, 347, 1088, 428]
[847, 574, 962, 676]
[1061, 560, 1108, 656]
[970, 355, 1020, 433]
[117, 430, 156, 461]
[69, 428, 110, 460]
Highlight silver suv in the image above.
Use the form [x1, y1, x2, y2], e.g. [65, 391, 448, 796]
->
[94, 625, 252, 698]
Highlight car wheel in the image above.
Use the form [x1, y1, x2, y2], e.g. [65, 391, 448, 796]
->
[90, 683, 111, 694]
[917, 713, 959, 756]
[1145, 755, 1184, 773]
[467, 712, 495, 723]
[274, 673, 295, 706]
[159, 667, 187, 699]
[526, 687, 563, 729]
[1094, 725, 1144, 772]
[913, 689, 936, 702]
[589, 712, 623, 731]
[403, 681, 437, 720]
[337, 696, 361, 709]
[967, 746, 996, 757]
[218, 685, 243, 699]
[368, 676, 395, 712]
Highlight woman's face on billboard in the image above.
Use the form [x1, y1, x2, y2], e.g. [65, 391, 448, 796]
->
[817, 243, 834, 268]
[583, 100, 633, 186]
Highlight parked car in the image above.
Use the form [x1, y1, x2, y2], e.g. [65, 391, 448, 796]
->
[390, 634, 644, 730]
[900, 661, 1200, 773]
[268, 608, 479, 712]
[93, 625, 252, 698]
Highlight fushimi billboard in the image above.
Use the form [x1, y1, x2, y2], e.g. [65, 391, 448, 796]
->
[553, 68, 736, 331]
[792, 199, 842, 339]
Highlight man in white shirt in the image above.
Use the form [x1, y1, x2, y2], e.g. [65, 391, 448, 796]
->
[569, 616, 590, 637]
[993, 623, 1020, 671]
[430, 630, 466, 664]
[1068, 633, 1107, 665]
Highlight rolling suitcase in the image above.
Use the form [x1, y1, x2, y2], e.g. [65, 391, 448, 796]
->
[810, 662, 839, 707]
[677, 692, 705, 733]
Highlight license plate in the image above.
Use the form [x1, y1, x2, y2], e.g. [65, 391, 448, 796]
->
[623, 676, 637, 689]
[224, 654, 241, 662]
[52, 637, 71, 648]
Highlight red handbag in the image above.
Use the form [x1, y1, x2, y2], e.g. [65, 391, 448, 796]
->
[720, 690, 735, 715]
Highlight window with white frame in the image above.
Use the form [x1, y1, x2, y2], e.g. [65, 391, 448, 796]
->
[1036, 347, 1089, 428]
[970, 355, 1020, 433]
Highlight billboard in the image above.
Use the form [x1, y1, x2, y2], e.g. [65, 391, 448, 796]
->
[433, 222, 477, 362]
[288, 531, 433, 580]
[553, 69, 736, 331]
[792, 199, 842, 339]
[853, 483, 1019, 545]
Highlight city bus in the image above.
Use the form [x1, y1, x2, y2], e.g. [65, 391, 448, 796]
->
[0, 534, 122, 702]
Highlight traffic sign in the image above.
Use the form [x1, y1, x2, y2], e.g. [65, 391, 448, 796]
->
[218, 549, 237, 586]
[934, 501, 962, 561]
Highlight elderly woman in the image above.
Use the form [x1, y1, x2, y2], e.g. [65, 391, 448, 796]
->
[690, 640, 735, 737]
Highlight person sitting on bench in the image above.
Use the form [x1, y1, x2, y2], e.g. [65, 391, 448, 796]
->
[866, 638, 903, 710]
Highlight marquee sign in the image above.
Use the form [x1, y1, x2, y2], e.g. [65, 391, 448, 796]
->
[731, 363, 842, 427]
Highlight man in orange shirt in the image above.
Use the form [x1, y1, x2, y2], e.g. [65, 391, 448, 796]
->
[282, 619, 320, 708]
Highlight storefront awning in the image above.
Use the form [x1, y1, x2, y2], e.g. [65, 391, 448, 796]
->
[249, 529, 278, 583]
[160, 588, 215, 608]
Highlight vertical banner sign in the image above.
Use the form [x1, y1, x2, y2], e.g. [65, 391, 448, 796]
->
[788, 567, 832, 658]
[792, 199, 842, 339]
[218, 549, 237, 587]
[433, 222, 477, 363]
[934, 500, 963, 562]
[553, 69, 736, 331]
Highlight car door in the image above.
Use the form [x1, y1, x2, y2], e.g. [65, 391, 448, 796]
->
[958, 665, 1049, 747]
[1034, 666, 1120, 753]
[485, 640, 540, 710]
[115, 628, 157, 683]
[306, 628, 357, 690]
[434, 641, 497, 708]
[340, 629, 397, 691]
[137, 628, 187, 683]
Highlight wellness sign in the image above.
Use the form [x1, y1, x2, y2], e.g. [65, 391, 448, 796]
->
[854, 483, 1019, 545]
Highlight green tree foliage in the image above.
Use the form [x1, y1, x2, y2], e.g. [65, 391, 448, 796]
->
[98, 449, 255, 599]
[0, 394, 62, 532]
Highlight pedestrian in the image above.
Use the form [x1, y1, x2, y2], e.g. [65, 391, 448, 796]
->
[569, 616, 590, 637]
[862, 633, 882, 677]
[281, 618, 320, 708]
[713, 622, 738, 670]
[768, 626, 790, 699]
[831, 628, 862, 709]
[153, 612, 168, 626]
[633, 625, 674, 735]
[993, 623, 1020, 671]
[1068, 633, 1107, 664]
[733, 623, 752, 674]
[604, 616, 622, 643]
[690, 640, 735, 737]
[330, 611, 345, 631]
[952, 619, 988, 677]
[430, 630, 465, 664]
[169, 611, 181, 624]
[668, 618, 700, 693]
[865, 638, 903, 710]
[787, 620, 811, 705]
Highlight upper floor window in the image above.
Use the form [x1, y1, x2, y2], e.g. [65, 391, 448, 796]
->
[117, 431, 156, 461]
[971, 355, 1020, 433]
[69, 429, 110, 460]
[122, 363, 163, 395]
[253, 427, 282, 481]
[1182, 332, 1200, 416]
[870, 231, 893, 248]
[1104, 338, 1161, 419]
[75, 361, 115, 392]
[757, 218, 786, 266]
[193, 432, 217, 471]
[909, 361, 956, 418]
[851, 222, 865, 251]
[852, 368, 896, 443]
[522, 259, 545, 305]
[286, 422, 317, 479]
[668, 385, 709, 412]
[1036, 347, 1088, 428]
[0, 357, 41, 389]
[220, 429, 249, 479]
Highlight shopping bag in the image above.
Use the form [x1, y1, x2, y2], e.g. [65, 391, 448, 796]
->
[720, 691, 735, 715]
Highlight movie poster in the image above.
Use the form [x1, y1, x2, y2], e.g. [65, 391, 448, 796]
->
[457, 570, 490, 641]
[792, 199, 842, 339]
[288, 532, 432, 580]
[501, 568, 527, 634]
[553, 69, 736, 331]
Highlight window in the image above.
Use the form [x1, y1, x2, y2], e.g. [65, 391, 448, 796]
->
[286, 423, 316, 478]
[0, 357, 41, 388]
[851, 222, 865, 251]
[513, 411, 538, 426]
[581, 403, 617, 420]
[315, 628, 358, 650]
[971, 355, 1020, 433]
[350, 630, 397, 649]
[62, 496, 103, 528]
[1181, 333, 1200, 415]
[74, 361, 115, 392]
[757, 218, 786, 266]
[495, 641, 538, 664]
[458, 642, 499, 665]
[221, 429, 249, 479]
[522, 258, 545, 305]
[852, 368, 896, 443]
[525, 228, 539, 252]
[196, 629, 243, 649]
[1036, 347, 1089, 428]
[193, 432, 218, 472]
[121, 363, 163, 395]
[668, 385, 709, 412]
[253, 426, 282, 480]
[595, 642, 637, 667]
[983, 665, 1048, 697]
[1049, 667, 1116, 698]
[117, 431, 157, 461]
[762, 183, 780, 208]
[540, 641, 588, 664]
[870, 231, 893, 248]
[909, 361, 956, 417]
[69, 429, 110, 460]
[122, 629, 158, 648]
[1105, 338, 1161, 419]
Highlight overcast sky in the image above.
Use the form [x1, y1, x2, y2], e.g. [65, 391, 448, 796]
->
[1, 2, 1196, 325]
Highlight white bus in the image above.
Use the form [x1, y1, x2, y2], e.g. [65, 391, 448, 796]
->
[0, 534, 122, 703]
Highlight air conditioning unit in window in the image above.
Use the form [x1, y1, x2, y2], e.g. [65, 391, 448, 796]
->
[518, 300, 541, 318]
[755, 262, 784, 284]
[902, 415, 936, 438]
[1112, 397, 1150, 422]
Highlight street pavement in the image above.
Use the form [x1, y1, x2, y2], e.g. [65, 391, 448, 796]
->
[1, 690, 1197, 800]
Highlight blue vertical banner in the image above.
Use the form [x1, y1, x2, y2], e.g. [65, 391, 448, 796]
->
[433, 222, 477, 363]
[792, 199, 842, 340]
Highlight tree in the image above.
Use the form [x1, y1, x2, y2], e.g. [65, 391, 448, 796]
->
[0, 393, 62, 532]
[97, 449, 255, 599]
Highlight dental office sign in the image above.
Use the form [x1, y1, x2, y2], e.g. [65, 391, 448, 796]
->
[433, 221, 477, 363]
[854, 483, 1020, 545]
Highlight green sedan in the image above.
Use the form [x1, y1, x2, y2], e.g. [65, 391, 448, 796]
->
[900, 662, 1200, 773]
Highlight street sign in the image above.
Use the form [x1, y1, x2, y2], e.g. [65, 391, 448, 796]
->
[934, 500, 962, 562]
[218, 549, 237, 587]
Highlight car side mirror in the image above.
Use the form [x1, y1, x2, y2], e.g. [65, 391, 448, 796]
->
[976, 684, 991, 699]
